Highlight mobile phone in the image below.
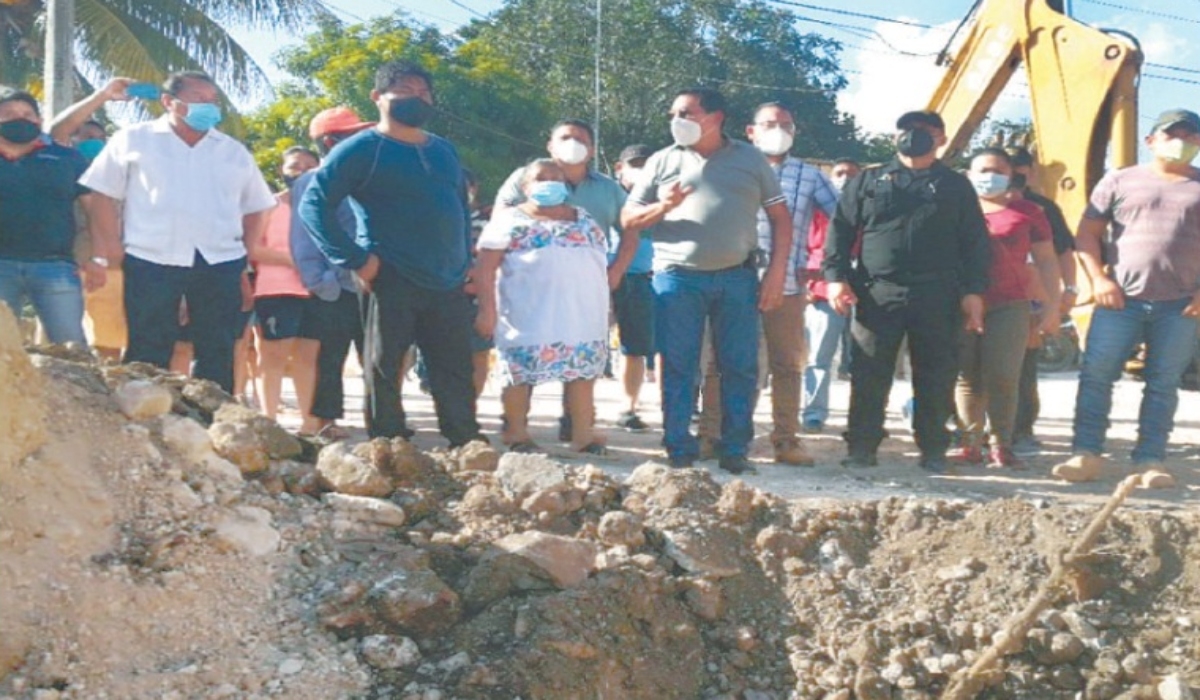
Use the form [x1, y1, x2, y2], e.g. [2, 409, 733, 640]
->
[127, 82, 161, 100]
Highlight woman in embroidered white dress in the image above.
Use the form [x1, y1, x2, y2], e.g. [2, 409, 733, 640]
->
[473, 159, 610, 454]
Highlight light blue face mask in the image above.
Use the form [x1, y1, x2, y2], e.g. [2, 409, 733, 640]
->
[182, 102, 222, 131]
[528, 180, 570, 206]
[969, 171, 1010, 198]
[76, 138, 105, 161]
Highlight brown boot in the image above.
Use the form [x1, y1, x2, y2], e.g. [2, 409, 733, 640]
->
[774, 440, 815, 467]
[1051, 453, 1105, 483]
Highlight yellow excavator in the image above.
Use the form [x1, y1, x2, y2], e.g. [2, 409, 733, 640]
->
[924, 0, 1144, 355]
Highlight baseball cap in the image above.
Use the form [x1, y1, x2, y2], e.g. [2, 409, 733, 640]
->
[308, 106, 374, 139]
[618, 144, 654, 163]
[896, 110, 945, 132]
[1151, 109, 1200, 134]
[0, 86, 40, 115]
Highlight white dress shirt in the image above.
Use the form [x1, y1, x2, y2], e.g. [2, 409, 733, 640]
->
[80, 116, 276, 267]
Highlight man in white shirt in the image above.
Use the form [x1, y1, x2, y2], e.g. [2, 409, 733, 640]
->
[81, 71, 275, 392]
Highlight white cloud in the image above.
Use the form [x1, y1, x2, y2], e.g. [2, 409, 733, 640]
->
[837, 20, 1033, 135]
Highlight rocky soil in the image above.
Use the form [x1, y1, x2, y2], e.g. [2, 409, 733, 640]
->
[1, 304, 1199, 700]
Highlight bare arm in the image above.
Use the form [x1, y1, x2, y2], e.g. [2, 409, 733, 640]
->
[759, 201, 793, 312]
[619, 182, 692, 232]
[84, 194, 124, 262]
[242, 210, 282, 264]
[607, 226, 642, 290]
[472, 249, 504, 339]
[1075, 216, 1124, 309]
[49, 78, 130, 145]
[1031, 240, 1062, 334]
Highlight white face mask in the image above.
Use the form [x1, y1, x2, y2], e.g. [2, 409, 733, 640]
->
[550, 137, 590, 166]
[621, 166, 643, 188]
[831, 176, 849, 192]
[755, 128, 793, 156]
[1152, 137, 1200, 165]
[671, 116, 703, 147]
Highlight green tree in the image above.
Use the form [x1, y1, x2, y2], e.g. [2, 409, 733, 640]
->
[244, 12, 551, 192]
[0, 0, 329, 102]
[460, 0, 868, 164]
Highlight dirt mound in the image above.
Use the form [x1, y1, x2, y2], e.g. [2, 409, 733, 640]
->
[1, 303, 1198, 700]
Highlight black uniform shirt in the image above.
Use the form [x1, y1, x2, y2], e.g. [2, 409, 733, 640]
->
[823, 158, 991, 295]
[1023, 188, 1075, 255]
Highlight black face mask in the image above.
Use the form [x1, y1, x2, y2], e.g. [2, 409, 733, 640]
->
[388, 96, 434, 128]
[896, 128, 935, 158]
[1010, 173, 1028, 190]
[0, 118, 41, 145]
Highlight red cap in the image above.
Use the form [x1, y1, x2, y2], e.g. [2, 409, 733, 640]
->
[309, 106, 374, 139]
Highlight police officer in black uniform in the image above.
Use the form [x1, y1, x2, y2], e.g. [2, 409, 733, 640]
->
[822, 110, 991, 472]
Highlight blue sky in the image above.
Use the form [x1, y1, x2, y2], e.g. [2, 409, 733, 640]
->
[230, 0, 1200, 139]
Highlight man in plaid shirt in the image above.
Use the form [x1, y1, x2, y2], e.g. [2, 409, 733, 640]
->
[749, 102, 839, 464]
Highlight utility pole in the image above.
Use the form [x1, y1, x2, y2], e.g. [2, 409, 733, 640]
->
[593, 0, 602, 161]
[43, 0, 76, 120]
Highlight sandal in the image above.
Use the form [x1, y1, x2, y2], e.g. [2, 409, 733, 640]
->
[508, 440, 543, 454]
[577, 442, 608, 456]
[315, 423, 351, 442]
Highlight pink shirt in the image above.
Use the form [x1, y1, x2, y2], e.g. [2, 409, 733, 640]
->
[254, 193, 308, 298]
[983, 199, 1050, 306]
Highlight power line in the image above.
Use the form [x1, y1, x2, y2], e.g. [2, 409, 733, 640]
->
[789, 14, 943, 56]
[766, 0, 941, 30]
[1075, 0, 1200, 25]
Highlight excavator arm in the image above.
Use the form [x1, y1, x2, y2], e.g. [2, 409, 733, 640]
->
[927, 0, 1141, 234]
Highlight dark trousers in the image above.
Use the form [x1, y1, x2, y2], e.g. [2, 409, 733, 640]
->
[1014, 347, 1040, 438]
[847, 280, 960, 457]
[366, 264, 480, 446]
[311, 291, 365, 420]
[123, 252, 244, 393]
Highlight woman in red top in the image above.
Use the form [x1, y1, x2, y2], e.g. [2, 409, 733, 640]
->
[953, 149, 1062, 468]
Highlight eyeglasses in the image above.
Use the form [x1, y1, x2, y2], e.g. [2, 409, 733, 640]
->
[754, 121, 796, 133]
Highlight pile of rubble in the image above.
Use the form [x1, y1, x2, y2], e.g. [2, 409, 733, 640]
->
[1, 306, 1198, 700]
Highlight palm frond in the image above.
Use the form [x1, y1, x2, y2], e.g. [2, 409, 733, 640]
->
[182, 0, 334, 33]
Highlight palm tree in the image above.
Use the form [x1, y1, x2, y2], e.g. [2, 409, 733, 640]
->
[0, 0, 331, 101]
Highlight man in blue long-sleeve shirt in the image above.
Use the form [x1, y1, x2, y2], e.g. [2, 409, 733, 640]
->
[298, 62, 483, 446]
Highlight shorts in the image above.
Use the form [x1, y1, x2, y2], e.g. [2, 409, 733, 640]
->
[254, 295, 318, 341]
[177, 306, 253, 344]
[612, 272, 655, 357]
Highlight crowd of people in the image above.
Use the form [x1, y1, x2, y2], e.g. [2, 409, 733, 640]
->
[2, 61, 1198, 490]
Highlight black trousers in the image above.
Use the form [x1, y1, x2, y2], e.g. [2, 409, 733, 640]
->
[365, 264, 481, 446]
[123, 252, 244, 393]
[309, 291, 365, 420]
[1013, 347, 1040, 438]
[847, 279, 961, 457]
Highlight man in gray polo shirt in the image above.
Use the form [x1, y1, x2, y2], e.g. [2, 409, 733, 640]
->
[620, 86, 793, 474]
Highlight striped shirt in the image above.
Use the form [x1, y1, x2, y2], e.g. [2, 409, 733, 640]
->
[756, 157, 839, 296]
[1085, 164, 1200, 301]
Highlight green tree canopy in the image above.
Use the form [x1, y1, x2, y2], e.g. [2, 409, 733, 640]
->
[245, 12, 550, 192]
[460, 0, 868, 164]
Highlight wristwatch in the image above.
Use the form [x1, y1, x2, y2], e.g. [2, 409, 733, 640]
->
[90, 256, 110, 268]
[1063, 284, 1079, 295]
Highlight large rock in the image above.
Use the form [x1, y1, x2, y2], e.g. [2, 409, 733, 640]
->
[324, 493, 407, 527]
[598, 511, 646, 548]
[456, 439, 500, 472]
[493, 531, 599, 588]
[114, 379, 174, 420]
[212, 403, 303, 460]
[212, 506, 280, 557]
[160, 414, 213, 462]
[660, 527, 744, 578]
[359, 635, 422, 670]
[317, 441, 394, 497]
[495, 453, 567, 499]
[624, 462, 721, 511]
[369, 568, 461, 637]
[209, 421, 269, 475]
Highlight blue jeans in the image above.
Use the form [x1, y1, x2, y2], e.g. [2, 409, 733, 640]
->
[0, 258, 86, 344]
[803, 299, 847, 426]
[1073, 297, 1198, 463]
[123, 253, 246, 393]
[653, 265, 760, 459]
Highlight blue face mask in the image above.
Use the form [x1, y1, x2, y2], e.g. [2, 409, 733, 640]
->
[182, 102, 222, 131]
[76, 138, 105, 161]
[969, 171, 1010, 198]
[528, 180, 570, 207]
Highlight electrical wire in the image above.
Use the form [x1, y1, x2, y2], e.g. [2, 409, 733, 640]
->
[1074, 0, 1200, 25]
[766, 0, 940, 30]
